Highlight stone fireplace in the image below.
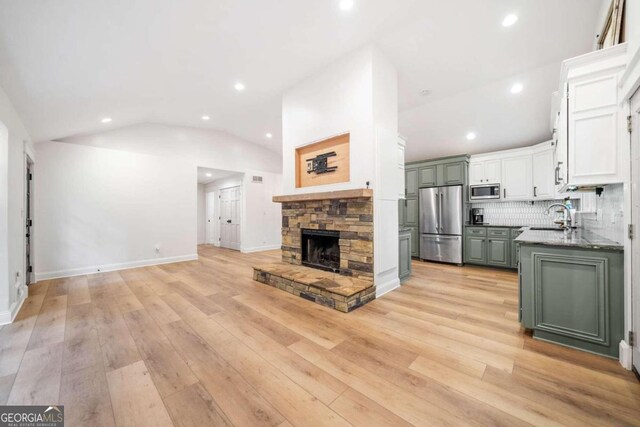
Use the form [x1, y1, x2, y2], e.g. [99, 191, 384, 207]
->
[301, 229, 340, 272]
[253, 189, 375, 312]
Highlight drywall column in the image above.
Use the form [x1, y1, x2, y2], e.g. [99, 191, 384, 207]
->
[282, 44, 400, 295]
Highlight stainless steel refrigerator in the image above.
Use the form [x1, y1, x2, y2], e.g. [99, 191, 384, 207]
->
[419, 186, 463, 264]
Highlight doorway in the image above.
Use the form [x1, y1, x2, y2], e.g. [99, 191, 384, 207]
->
[631, 90, 640, 375]
[197, 167, 243, 251]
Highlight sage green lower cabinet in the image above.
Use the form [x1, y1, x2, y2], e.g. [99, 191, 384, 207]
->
[519, 244, 624, 358]
[510, 228, 523, 269]
[464, 236, 486, 264]
[486, 238, 509, 267]
[464, 226, 518, 269]
[399, 230, 412, 282]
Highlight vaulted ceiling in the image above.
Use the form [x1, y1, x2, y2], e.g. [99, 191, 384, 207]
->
[0, 0, 602, 160]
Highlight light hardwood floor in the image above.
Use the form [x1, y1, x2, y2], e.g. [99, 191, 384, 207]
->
[1, 245, 639, 426]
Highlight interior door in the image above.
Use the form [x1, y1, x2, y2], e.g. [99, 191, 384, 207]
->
[439, 186, 462, 235]
[419, 188, 438, 234]
[219, 186, 241, 250]
[631, 91, 640, 373]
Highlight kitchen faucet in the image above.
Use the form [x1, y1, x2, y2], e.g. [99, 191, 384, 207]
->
[545, 203, 573, 233]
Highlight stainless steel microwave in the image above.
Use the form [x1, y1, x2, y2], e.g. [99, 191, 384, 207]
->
[470, 184, 500, 200]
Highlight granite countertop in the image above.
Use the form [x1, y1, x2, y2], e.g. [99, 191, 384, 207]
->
[464, 223, 526, 228]
[515, 227, 623, 251]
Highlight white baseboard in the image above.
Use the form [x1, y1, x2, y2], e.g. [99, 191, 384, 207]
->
[375, 277, 400, 298]
[241, 244, 281, 254]
[0, 295, 26, 325]
[619, 340, 632, 370]
[34, 254, 198, 281]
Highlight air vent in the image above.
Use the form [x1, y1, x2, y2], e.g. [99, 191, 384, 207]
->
[252, 176, 263, 183]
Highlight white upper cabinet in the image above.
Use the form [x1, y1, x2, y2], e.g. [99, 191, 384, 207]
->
[532, 142, 555, 200]
[502, 154, 532, 201]
[555, 44, 627, 189]
[469, 159, 501, 185]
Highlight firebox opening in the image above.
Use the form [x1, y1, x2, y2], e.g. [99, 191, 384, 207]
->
[301, 229, 340, 272]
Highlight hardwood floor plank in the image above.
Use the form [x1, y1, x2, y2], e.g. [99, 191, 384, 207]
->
[329, 388, 413, 427]
[164, 382, 234, 427]
[26, 294, 67, 351]
[161, 320, 285, 427]
[62, 302, 102, 373]
[213, 311, 348, 405]
[8, 343, 63, 405]
[92, 300, 141, 372]
[123, 309, 198, 397]
[66, 276, 91, 306]
[106, 360, 173, 427]
[0, 316, 38, 377]
[60, 363, 115, 427]
[0, 374, 15, 405]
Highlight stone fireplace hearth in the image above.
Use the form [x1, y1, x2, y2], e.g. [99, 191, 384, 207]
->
[252, 189, 375, 312]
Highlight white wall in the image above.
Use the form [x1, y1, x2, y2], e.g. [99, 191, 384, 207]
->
[282, 45, 399, 295]
[35, 124, 283, 279]
[197, 184, 206, 245]
[0, 85, 34, 323]
[35, 141, 196, 279]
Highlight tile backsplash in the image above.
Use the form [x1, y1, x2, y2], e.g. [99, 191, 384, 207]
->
[470, 198, 580, 227]
[579, 184, 625, 244]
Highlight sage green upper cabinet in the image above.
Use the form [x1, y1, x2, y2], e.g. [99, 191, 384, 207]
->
[418, 166, 437, 187]
[502, 154, 533, 201]
[438, 162, 465, 186]
[404, 199, 419, 228]
[532, 143, 555, 200]
[469, 159, 500, 185]
[405, 169, 418, 198]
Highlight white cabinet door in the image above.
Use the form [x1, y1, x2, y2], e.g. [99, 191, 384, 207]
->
[469, 162, 485, 185]
[484, 159, 501, 184]
[502, 155, 532, 200]
[397, 137, 406, 199]
[532, 149, 555, 200]
[568, 74, 620, 185]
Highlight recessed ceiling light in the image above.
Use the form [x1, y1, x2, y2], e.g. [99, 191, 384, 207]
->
[201, 115, 210, 121]
[206, 173, 212, 177]
[466, 132, 477, 141]
[339, 0, 354, 11]
[510, 83, 523, 94]
[266, 133, 273, 139]
[420, 89, 432, 97]
[234, 82, 245, 91]
[101, 117, 112, 123]
[502, 14, 518, 27]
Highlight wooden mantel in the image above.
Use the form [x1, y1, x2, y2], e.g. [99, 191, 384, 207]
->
[272, 188, 372, 203]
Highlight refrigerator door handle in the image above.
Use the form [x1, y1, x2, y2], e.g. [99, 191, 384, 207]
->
[438, 191, 443, 233]
[435, 193, 440, 231]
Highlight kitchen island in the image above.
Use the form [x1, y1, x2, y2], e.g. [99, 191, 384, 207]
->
[516, 227, 624, 358]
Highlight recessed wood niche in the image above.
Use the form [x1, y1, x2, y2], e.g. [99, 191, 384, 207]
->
[295, 133, 350, 188]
